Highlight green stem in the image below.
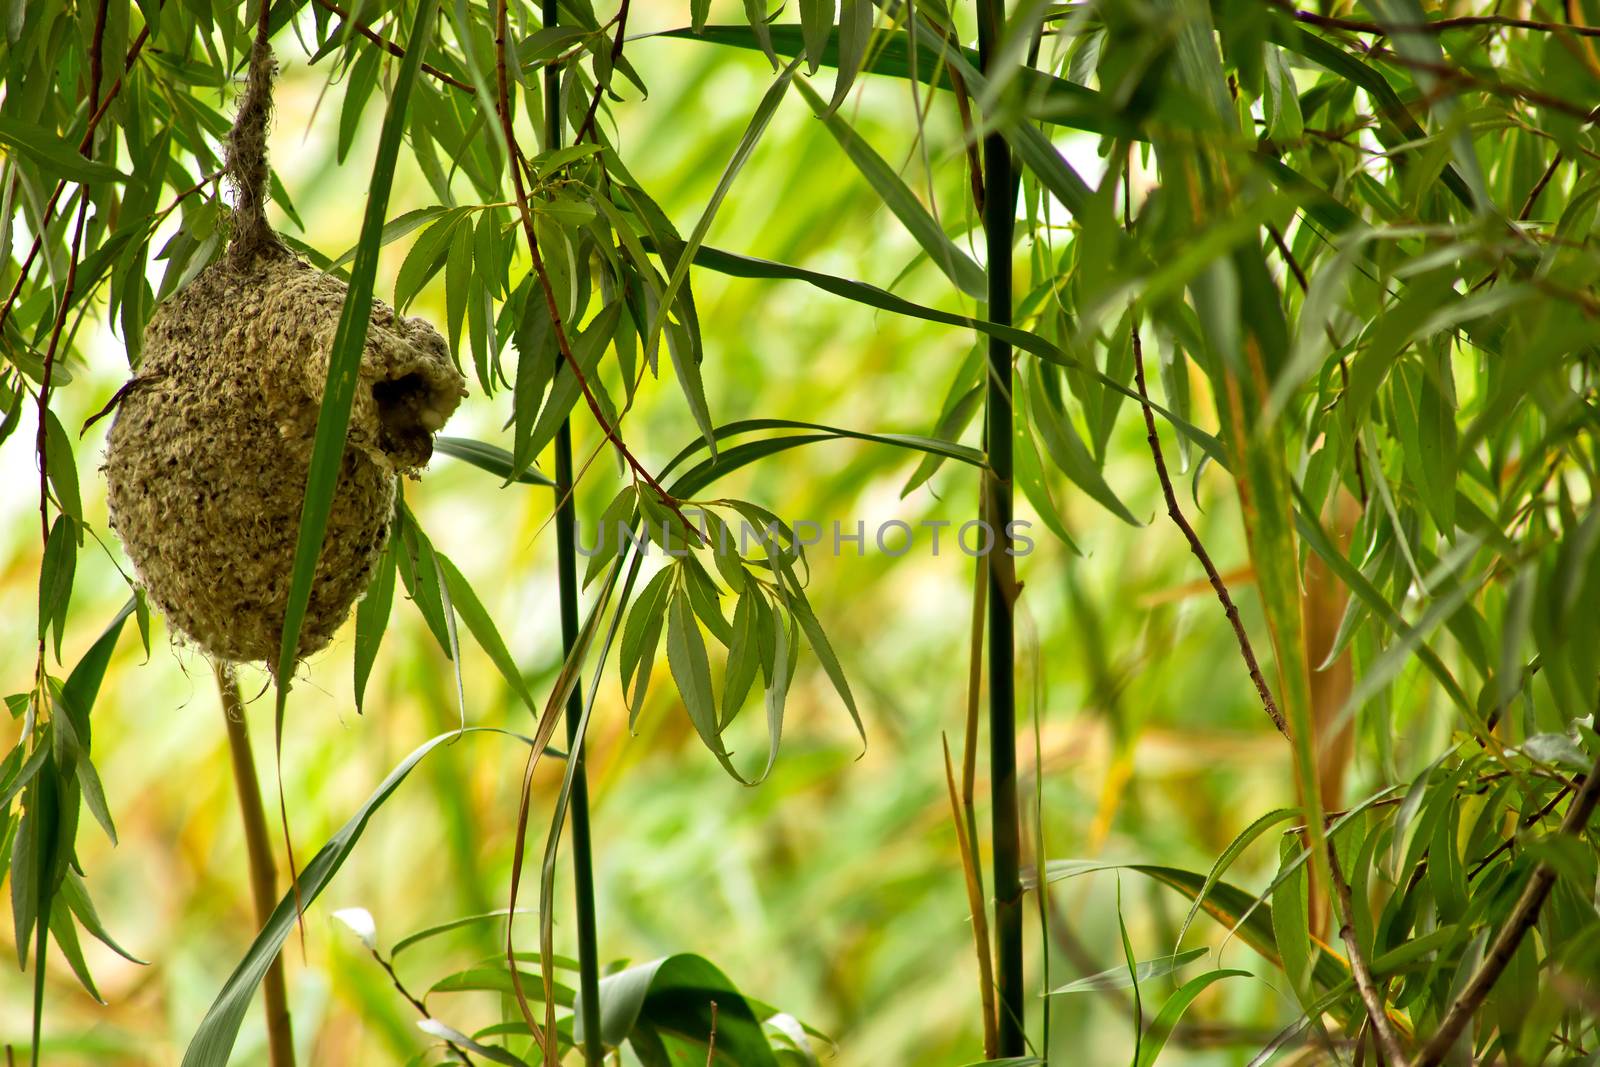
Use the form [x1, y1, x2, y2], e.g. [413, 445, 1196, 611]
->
[978, 0, 1024, 1056]
[544, 3, 604, 1061]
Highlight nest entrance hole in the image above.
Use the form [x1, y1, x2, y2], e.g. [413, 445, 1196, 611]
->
[373, 371, 452, 463]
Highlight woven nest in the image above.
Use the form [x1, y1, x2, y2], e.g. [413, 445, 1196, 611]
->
[103, 40, 466, 665]
[104, 254, 467, 662]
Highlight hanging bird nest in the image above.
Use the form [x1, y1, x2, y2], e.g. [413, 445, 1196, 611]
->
[104, 39, 466, 665]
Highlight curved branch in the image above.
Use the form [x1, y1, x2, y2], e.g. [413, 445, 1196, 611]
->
[1410, 757, 1600, 1066]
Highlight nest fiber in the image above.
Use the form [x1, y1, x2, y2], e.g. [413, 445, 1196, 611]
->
[105, 254, 465, 663]
[104, 40, 465, 664]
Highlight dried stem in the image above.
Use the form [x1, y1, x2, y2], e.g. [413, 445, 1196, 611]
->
[1326, 845, 1405, 1066]
[215, 664, 296, 1067]
[1130, 328, 1290, 737]
[943, 737, 998, 1057]
[1410, 751, 1600, 1066]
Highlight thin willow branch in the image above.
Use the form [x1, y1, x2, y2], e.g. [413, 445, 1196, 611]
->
[312, 0, 473, 91]
[364, 946, 474, 1065]
[1326, 846, 1405, 1066]
[1277, 2, 1600, 39]
[1467, 778, 1577, 880]
[572, 0, 630, 143]
[1130, 328, 1290, 737]
[1411, 751, 1600, 1067]
[34, 0, 106, 679]
[216, 664, 296, 1067]
[491, 16, 698, 537]
[0, 22, 149, 334]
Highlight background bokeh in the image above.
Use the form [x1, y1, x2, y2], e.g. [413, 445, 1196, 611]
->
[2, 7, 1339, 1063]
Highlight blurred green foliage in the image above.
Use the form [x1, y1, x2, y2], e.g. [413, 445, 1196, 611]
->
[4, 0, 1600, 1064]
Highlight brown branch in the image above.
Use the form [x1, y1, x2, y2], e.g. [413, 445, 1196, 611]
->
[365, 947, 475, 1065]
[1468, 776, 1579, 879]
[1327, 846, 1406, 1066]
[493, 4, 700, 542]
[311, 0, 474, 92]
[1363, 46, 1599, 124]
[1410, 748, 1600, 1066]
[572, 0, 631, 143]
[1131, 327, 1290, 737]
[34, 0, 107, 652]
[216, 664, 297, 1067]
[0, 22, 149, 335]
[1520, 152, 1565, 219]
[1277, 3, 1600, 39]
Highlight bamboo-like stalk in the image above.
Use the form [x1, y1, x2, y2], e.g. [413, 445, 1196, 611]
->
[215, 663, 296, 1067]
[543, 2, 605, 1060]
[976, 0, 1024, 1054]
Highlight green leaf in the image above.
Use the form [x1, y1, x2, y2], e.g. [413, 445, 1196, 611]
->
[1048, 947, 1207, 995]
[182, 728, 528, 1066]
[327, 206, 450, 271]
[1134, 969, 1251, 1067]
[794, 76, 985, 299]
[436, 553, 540, 716]
[783, 584, 864, 747]
[1270, 834, 1314, 1006]
[353, 533, 396, 714]
[391, 907, 528, 959]
[668, 244, 1227, 469]
[722, 589, 761, 725]
[621, 566, 674, 723]
[573, 953, 779, 1066]
[38, 515, 75, 662]
[647, 58, 800, 451]
[274, 0, 442, 729]
[0, 119, 130, 182]
[1025, 366, 1138, 526]
[797, 0, 828, 72]
[337, 43, 382, 163]
[1176, 807, 1300, 953]
[666, 586, 742, 781]
[434, 436, 555, 486]
[524, 300, 622, 462]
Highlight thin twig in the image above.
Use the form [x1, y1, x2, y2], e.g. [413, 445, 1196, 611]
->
[572, 0, 630, 143]
[704, 1000, 718, 1066]
[1467, 778, 1578, 880]
[1410, 747, 1600, 1066]
[0, 22, 150, 334]
[312, 0, 474, 92]
[34, 0, 106, 676]
[1276, 2, 1600, 39]
[215, 664, 297, 1067]
[1326, 846, 1405, 1066]
[1131, 327, 1290, 737]
[1362, 45, 1600, 124]
[492, 2, 700, 540]
[367, 948, 475, 1065]
[1520, 152, 1565, 219]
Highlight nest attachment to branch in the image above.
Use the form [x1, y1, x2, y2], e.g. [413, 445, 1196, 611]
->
[104, 38, 467, 664]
